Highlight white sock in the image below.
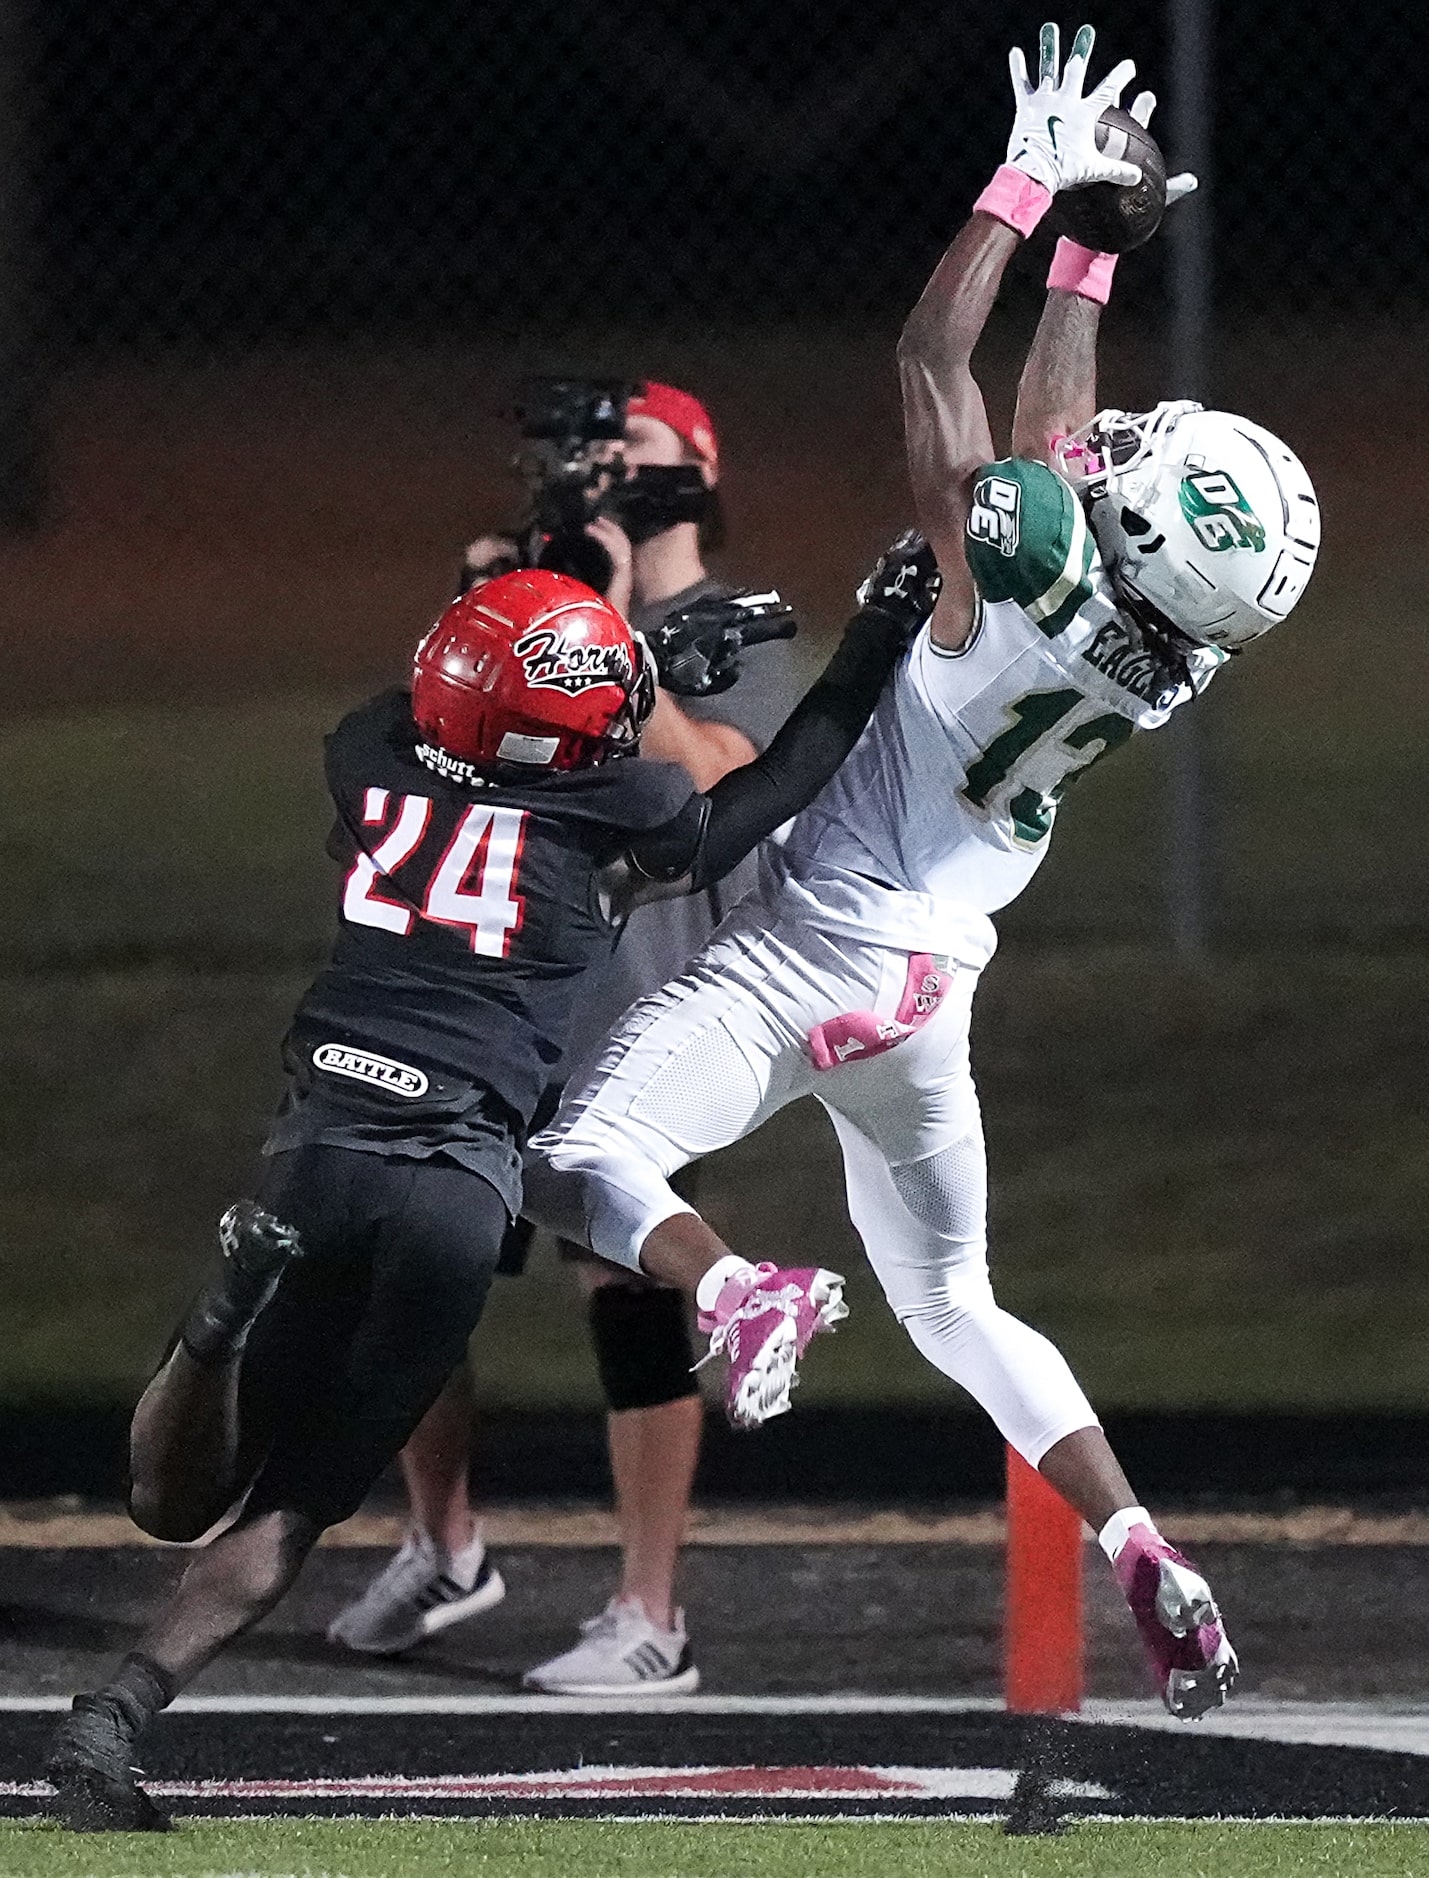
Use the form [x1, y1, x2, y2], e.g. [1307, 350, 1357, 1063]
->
[423, 1525, 485, 1588]
[695, 1254, 759, 1313]
[1098, 1505, 1157, 1564]
[452, 1530, 488, 1589]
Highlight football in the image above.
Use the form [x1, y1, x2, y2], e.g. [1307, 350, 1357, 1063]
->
[1048, 106, 1168, 254]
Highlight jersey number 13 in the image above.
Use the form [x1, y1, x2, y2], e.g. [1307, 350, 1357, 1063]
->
[962, 689, 1134, 848]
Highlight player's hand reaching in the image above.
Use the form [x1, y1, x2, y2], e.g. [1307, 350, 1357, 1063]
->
[856, 530, 942, 643]
[1126, 90, 1199, 208]
[646, 589, 798, 697]
[1006, 22, 1141, 196]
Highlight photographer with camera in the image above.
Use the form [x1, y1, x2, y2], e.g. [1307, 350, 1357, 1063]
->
[327, 379, 803, 1693]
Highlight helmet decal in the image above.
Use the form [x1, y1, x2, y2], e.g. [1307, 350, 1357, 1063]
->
[513, 625, 636, 696]
[1177, 471, 1267, 554]
[968, 472, 1023, 558]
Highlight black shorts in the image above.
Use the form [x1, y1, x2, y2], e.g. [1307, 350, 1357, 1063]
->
[264, 1066, 524, 1221]
[231, 1145, 508, 1529]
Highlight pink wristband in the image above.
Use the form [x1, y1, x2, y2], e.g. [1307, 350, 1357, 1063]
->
[1047, 237, 1118, 305]
[973, 164, 1053, 238]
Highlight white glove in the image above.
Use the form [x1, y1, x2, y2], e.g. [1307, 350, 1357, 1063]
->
[1126, 89, 1199, 207]
[1006, 22, 1141, 195]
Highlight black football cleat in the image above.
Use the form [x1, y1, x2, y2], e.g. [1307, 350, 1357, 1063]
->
[217, 1198, 305, 1295]
[181, 1200, 305, 1363]
[45, 1694, 171, 1833]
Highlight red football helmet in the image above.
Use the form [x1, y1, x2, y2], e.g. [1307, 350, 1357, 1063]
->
[411, 569, 655, 776]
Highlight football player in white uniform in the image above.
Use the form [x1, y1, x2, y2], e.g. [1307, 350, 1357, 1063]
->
[523, 23, 1319, 1719]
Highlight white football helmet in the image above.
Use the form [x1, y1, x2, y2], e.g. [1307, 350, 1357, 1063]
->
[1053, 401, 1320, 648]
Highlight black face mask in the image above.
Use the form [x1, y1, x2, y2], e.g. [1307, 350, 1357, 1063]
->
[605, 465, 711, 544]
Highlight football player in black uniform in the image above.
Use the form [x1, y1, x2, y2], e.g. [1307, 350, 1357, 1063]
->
[329, 379, 806, 1690]
[45, 541, 938, 1832]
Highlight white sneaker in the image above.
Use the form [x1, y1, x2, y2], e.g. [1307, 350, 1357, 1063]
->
[326, 1529, 505, 1655]
[523, 1596, 700, 1696]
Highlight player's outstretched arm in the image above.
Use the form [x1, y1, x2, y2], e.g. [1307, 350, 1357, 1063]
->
[618, 533, 940, 906]
[1011, 90, 1198, 466]
[1009, 253, 1107, 467]
[641, 690, 756, 792]
[902, 23, 1139, 650]
[899, 217, 1020, 646]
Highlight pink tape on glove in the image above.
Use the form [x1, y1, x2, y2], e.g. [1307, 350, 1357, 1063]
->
[807, 954, 953, 1071]
[1047, 237, 1118, 305]
[973, 165, 1053, 238]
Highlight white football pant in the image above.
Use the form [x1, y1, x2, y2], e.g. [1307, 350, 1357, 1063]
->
[524, 899, 1098, 1467]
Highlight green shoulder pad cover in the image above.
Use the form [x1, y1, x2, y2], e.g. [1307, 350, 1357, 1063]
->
[964, 458, 1096, 637]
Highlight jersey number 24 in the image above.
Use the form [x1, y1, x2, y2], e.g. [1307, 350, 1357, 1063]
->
[342, 787, 526, 957]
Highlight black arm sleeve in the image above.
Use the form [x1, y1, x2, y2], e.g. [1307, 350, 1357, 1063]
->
[622, 604, 909, 900]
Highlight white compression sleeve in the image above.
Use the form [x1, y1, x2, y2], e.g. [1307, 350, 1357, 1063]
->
[838, 1122, 1101, 1472]
[899, 1290, 1101, 1468]
[521, 1135, 696, 1274]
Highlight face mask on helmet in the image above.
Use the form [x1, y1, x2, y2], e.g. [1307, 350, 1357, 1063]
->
[1052, 404, 1193, 489]
[1053, 401, 1321, 650]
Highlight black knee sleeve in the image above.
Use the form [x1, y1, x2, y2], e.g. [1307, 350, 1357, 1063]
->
[589, 1284, 699, 1413]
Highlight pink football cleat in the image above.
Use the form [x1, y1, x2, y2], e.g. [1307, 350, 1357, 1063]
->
[1113, 1524, 1239, 1719]
[697, 1263, 848, 1429]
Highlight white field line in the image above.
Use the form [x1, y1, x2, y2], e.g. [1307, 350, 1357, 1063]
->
[1079, 1699, 1429, 1758]
[1078, 1816, 1429, 1827]
[3, 1768, 1113, 1802]
[2, 1791, 1424, 1826]
[0, 1693, 1003, 1715]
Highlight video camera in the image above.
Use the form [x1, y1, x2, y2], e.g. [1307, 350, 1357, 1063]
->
[510, 376, 639, 593]
[512, 374, 727, 593]
[457, 375, 799, 696]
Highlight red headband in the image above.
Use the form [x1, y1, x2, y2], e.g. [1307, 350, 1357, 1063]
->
[626, 381, 719, 471]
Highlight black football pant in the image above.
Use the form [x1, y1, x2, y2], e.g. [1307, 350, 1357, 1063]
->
[231, 1145, 506, 1529]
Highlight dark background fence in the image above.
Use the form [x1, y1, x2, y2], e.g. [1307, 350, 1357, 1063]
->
[15, 0, 1424, 352]
[3, 1, 1427, 1441]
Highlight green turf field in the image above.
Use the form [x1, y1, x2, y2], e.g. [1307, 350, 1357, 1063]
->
[3, 1818, 1428, 1877]
[4, 681, 1429, 1414]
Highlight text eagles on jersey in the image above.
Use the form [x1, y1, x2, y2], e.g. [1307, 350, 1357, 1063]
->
[1082, 619, 1186, 709]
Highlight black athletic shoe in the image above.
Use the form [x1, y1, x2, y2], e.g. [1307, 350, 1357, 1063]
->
[218, 1199, 304, 1298]
[182, 1201, 305, 1363]
[45, 1694, 171, 1833]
